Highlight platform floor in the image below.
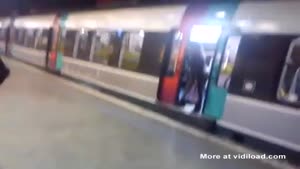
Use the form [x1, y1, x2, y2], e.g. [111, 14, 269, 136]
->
[0, 59, 284, 169]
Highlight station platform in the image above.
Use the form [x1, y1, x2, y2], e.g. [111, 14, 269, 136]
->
[0, 59, 291, 169]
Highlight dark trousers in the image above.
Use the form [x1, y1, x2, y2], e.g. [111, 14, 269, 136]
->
[194, 78, 205, 112]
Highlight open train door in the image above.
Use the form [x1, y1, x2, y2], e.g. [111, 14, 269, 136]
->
[156, 29, 185, 104]
[157, 4, 209, 105]
[48, 13, 67, 72]
[202, 3, 239, 120]
[157, 2, 239, 120]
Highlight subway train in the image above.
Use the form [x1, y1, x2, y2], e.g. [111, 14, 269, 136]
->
[0, 1, 299, 156]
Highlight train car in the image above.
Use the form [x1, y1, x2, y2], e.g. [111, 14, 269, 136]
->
[3, 1, 299, 157]
[219, 1, 300, 154]
[10, 14, 55, 67]
[58, 6, 187, 103]
[56, 4, 235, 117]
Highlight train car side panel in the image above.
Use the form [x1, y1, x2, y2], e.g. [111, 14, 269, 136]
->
[220, 95, 300, 152]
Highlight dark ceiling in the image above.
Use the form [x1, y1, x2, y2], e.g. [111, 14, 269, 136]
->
[0, 0, 98, 16]
[0, 0, 186, 16]
[0, 0, 242, 17]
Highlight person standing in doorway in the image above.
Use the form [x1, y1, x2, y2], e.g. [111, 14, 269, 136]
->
[183, 42, 207, 113]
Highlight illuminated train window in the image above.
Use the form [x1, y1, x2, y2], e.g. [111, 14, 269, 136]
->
[76, 30, 93, 61]
[15, 28, 26, 45]
[24, 29, 37, 48]
[36, 29, 49, 50]
[278, 38, 300, 105]
[92, 32, 116, 65]
[0, 28, 5, 41]
[62, 30, 77, 57]
[218, 36, 241, 88]
[119, 31, 144, 71]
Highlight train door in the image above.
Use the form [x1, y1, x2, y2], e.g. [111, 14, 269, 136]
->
[158, 3, 239, 119]
[203, 30, 241, 119]
[48, 13, 67, 72]
[177, 25, 222, 114]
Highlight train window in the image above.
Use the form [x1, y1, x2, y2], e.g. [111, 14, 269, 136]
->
[14, 29, 19, 44]
[167, 31, 182, 75]
[229, 35, 293, 102]
[92, 32, 122, 66]
[24, 29, 37, 48]
[34, 29, 42, 48]
[76, 30, 94, 61]
[62, 29, 77, 57]
[218, 36, 241, 88]
[15, 28, 25, 45]
[92, 32, 112, 65]
[138, 32, 168, 76]
[119, 31, 144, 71]
[0, 28, 6, 41]
[36, 29, 49, 50]
[278, 39, 300, 105]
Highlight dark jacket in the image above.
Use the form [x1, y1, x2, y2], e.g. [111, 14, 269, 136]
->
[0, 57, 9, 85]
